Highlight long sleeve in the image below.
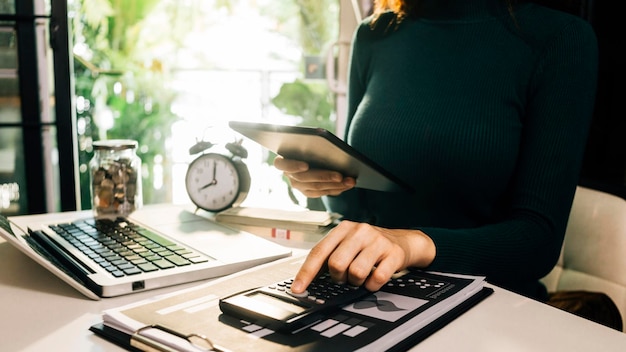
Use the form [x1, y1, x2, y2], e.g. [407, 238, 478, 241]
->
[325, 2, 599, 298]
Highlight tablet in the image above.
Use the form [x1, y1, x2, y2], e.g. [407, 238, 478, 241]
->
[229, 121, 413, 192]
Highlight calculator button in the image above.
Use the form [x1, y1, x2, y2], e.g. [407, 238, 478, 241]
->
[287, 289, 309, 298]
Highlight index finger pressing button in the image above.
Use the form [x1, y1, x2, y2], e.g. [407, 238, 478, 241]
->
[287, 289, 309, 298]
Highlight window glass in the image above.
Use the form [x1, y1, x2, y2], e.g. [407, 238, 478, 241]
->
[0, 7, 23, 215]
[0, 0, 15, 15]
[0, 128, 26, 215]
[0, 0, 73, 214]
[72, 0, 339, 210]
[0, 28, 19, 124]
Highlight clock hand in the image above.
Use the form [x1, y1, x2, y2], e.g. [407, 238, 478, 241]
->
[198, 180, 217, 191]
[198, 161, 218, 191]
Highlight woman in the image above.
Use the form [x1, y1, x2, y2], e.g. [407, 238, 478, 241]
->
[276, 0, 598, 301]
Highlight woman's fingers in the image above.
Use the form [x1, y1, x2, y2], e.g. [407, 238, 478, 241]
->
[292, 221, 406, 293]
[273, 156, 308, 173]
[291, 226, 348, 293]
[274, 155, 355, 197]
[288, 175, 355, 197]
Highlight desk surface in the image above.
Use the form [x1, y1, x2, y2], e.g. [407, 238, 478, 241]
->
[1, 210, 626, 351]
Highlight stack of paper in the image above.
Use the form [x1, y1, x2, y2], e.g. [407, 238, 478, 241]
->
[215, 206, 337, 232]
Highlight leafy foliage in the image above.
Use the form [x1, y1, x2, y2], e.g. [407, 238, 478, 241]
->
[72, 0, 338, 210]
[271, 80, 334, 131]
[73, 0, 178, 208]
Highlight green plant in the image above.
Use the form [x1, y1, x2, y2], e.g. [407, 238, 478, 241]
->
[271, 79, 335, 131]
[268, 0, 338, 210]
[270, 79, 335, 210]
[71, 0, 338, 211]
[72, 0, 179, 208]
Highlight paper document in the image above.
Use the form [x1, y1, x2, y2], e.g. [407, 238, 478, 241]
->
[91, 256, 493, 351]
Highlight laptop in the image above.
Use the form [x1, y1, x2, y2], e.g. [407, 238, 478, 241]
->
[0, 204, 292, 300]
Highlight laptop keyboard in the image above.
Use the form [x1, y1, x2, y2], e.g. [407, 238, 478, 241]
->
[48, 218, 211, 278]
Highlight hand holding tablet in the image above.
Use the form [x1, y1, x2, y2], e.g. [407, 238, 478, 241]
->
[229, 121, 412, 193]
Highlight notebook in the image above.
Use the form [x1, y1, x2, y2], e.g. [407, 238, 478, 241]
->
[0, 204, 292, 300]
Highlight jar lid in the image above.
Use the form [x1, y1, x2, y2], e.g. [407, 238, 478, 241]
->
[93, 139, 138, 150]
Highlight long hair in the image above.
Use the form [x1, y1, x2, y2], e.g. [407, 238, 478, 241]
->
[371, 0, 516, 26]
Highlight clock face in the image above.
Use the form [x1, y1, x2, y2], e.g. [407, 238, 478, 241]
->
[185, 153, 249, 212]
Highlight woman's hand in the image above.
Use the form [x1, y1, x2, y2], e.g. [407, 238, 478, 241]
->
[274, 155, 356, 198]
[290, 220, 436, 293]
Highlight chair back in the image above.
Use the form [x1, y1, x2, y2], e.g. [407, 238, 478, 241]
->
[541, 186, 626, 331]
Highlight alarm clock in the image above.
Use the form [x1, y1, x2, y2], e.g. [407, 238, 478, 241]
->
[185, 140, 251, 212]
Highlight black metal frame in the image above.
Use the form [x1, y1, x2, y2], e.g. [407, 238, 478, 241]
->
[50, 0, 78, 212]
[0, 0, 76, 214]
[15, 1, 46, 214]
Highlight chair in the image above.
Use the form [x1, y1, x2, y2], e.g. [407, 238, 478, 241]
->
[541, 186, 626, 332]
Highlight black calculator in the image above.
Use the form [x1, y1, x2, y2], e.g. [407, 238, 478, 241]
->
[218, 273, 372, 332]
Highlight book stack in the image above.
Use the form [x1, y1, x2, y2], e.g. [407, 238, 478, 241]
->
[215, 206, 340, 239]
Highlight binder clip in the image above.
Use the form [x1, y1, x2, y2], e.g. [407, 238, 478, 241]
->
[131, 324, 230, 352]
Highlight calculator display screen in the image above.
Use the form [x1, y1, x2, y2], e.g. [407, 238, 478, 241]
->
[248, 292, 307, 316]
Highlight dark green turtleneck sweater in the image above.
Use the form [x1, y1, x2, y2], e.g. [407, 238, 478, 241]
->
[325, 0, 598, 299]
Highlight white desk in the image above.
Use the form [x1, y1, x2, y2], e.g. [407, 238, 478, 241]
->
[1, 220, 626, 351]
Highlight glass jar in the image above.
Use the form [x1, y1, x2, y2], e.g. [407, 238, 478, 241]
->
[89, 140, 142, 218]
